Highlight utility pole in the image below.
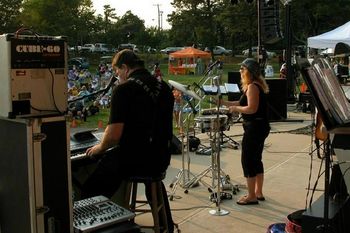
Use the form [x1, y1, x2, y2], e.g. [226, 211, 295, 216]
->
[160, 11, 163, 30]
[153, 4, 162, 30]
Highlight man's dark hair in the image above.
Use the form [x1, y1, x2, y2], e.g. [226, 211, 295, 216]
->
[112, 49, 144, 69]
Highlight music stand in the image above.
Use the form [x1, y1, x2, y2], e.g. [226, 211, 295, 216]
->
[298, 57, 350, 232]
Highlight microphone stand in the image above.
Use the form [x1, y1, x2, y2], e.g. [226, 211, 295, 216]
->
[209, 87, 229, 216]
[68, 88, 107, 104]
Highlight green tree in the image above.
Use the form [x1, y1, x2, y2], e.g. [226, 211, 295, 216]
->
[19, 0, 95, 45]
[286, 0, 350, 45]
[109, 11, 146, 46]
[0, 0, 23, 33]
[168, 0, 222, 52]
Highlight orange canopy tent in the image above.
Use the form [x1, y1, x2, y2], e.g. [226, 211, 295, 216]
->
[169, 47, 211, 58]
[168, 47, 211, 75]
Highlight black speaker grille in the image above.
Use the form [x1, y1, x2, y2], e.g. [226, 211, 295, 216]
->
[266, 78, 287, 120]
[228, 72, 242, 101]
[260, 0, 283, 44]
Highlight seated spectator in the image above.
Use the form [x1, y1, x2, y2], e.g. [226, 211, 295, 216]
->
[87, 101, 100, 116]
[99, 94, 110, 109]
[68, 100, 86, 121]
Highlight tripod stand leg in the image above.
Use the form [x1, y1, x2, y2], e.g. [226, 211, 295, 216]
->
[220, 131, 239, 149]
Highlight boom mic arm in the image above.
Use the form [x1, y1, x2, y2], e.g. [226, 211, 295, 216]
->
[204, 60, 220, 76]
[100, 75, 118, 96]
[193, 82, 206, 95]
[68, 76, 117, 104]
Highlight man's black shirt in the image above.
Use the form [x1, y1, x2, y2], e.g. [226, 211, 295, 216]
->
[109, 68, 174, 175]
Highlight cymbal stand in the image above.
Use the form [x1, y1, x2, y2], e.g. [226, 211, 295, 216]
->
[169, 99, 197, 200]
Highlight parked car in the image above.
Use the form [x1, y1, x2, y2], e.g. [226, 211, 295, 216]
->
[68, 45, 82, 52]
[160, 47, 184, 54]
[242, 47, 276, 58]
[205, 46, 232, 55]
[94, 43, 111, 54]
[118, 43, 139, 53]
[68, 57, 89, 70]
[80, 44, 95, 53]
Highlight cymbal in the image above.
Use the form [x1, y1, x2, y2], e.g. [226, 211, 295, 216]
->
[168, 80, 201, 101]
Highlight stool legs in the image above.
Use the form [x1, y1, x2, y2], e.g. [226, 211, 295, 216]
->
[127, 180, 169, 233]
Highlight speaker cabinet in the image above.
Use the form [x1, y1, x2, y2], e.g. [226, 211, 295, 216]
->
[302, 194, 350, 233]
[260, 0, 283, 44]
[266, 78, 287, 120]
[228, 72, 242, 101]
[228, 74, 287, 121]
[0, 117, 72, 233]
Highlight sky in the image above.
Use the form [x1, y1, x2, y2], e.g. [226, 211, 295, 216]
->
[91, 0, 174, 29]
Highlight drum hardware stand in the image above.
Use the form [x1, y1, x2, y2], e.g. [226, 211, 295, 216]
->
[209, 86, 230, 216]
[185, 130, 237, 195]
[185, 90, 239, 216]
[219, 131, 240, 149]
[219, 114, 242, 149]
[169, 99, 198, 201]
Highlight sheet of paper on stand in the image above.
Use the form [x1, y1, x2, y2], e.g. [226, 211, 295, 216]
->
[202, 83, 239, 95]
[225, 83, 240, 93]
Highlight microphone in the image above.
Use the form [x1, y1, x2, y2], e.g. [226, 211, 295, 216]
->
[101, 75, 117, 96]
[213, 76, 221, 96]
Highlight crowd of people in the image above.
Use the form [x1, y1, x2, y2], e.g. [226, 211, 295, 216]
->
[67, 62, 114, 121]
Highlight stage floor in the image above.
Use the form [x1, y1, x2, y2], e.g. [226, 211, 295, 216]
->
[133, 104, 326, 233]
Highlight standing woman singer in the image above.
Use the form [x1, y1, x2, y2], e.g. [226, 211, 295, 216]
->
[221, 58, 270, 205]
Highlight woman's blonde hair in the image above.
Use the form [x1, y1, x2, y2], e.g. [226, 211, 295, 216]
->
[241, 72, 269, 94]
[240, 58, 269, 94]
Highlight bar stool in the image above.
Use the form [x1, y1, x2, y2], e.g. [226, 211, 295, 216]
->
[124, 173, 169, 233]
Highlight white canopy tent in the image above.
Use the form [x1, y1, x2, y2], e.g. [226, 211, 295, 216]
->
[307, 21, 350, 49]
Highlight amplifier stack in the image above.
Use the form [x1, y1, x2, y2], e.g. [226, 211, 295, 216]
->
[0, 33, 67, 118]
